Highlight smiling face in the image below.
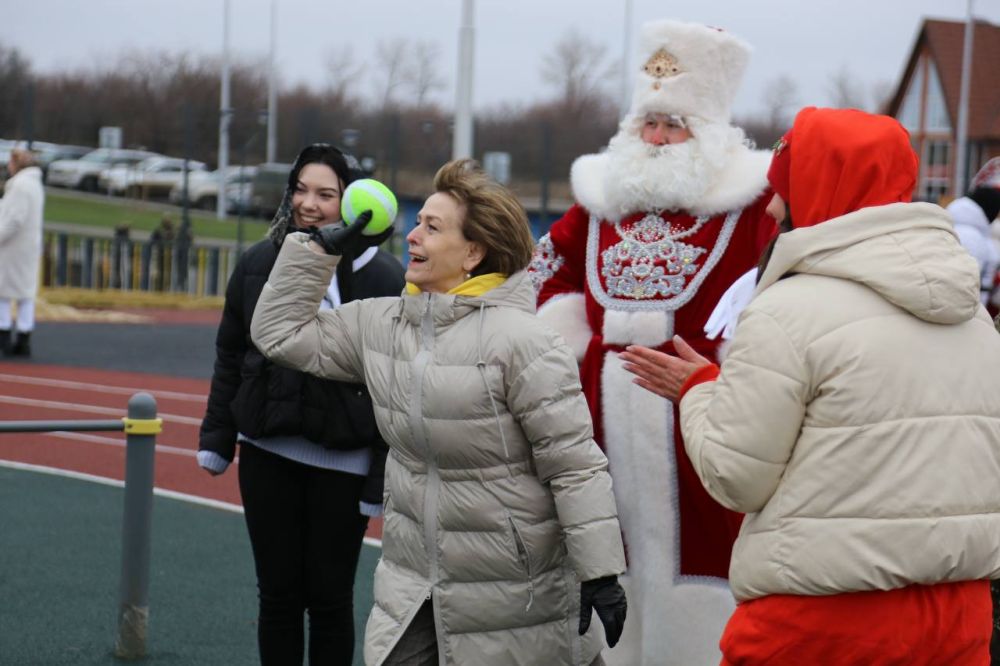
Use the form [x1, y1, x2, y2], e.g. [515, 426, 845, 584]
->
[291, 163, 344, 229]
[405, 192, 485, 293]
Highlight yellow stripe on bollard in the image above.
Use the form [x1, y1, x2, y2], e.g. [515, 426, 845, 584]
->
[121, 417, 163, 436]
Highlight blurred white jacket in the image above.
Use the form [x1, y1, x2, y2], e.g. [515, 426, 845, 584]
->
[947, 195, 1000, 304]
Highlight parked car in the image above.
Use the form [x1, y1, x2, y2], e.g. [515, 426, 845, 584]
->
[168, 165, 257, 212]
[0, 140, 88, 181]
[250, 162, 293, 219]
[36, 144, 96, 182]
[47, 148, 159, 191]
[99, 156, 207, 199]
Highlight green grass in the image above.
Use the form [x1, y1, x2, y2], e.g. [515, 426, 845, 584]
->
[45, 191, 270, 243]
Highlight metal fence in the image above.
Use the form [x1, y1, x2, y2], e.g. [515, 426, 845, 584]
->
[0, 393, 162, 659]
[41, 226, 239, 297]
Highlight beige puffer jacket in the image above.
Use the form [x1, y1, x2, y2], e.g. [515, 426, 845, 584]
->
[680, 202, 1000, 602]
[251, 234, 626, 665]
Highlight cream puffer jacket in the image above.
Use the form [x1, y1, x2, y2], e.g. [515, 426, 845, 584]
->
[251, 234, 626, 665]
[680, 202, 1000, 602]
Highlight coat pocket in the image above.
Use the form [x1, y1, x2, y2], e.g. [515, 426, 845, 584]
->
[505, 511, 535, 611]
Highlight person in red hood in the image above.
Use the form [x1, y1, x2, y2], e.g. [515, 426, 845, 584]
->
[621, 107, 1000, 664]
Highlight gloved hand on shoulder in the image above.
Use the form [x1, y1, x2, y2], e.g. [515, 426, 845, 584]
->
[308, 210, 394, 256]
[579, 575, 627, 648]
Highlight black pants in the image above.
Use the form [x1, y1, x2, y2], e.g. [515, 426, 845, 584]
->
[239, 443, 369, 665]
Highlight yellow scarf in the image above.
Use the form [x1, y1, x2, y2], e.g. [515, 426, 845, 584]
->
[405, 273, 506, 297]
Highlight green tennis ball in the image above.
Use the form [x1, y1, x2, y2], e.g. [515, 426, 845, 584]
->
[341, 178, 398, 235]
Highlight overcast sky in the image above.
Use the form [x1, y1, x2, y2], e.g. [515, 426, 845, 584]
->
[3, 0, 998, 120]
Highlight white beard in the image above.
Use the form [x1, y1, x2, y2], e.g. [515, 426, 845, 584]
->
[601, 117, 748, 219]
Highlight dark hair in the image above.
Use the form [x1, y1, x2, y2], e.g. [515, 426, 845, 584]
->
[287, 143, 355, 192]
[755, 214, 794, 284]
[969, 186, 1000, 223]
[432, 159, 535, 277]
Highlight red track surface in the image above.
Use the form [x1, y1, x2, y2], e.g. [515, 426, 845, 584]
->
[0, 360, 383, 539]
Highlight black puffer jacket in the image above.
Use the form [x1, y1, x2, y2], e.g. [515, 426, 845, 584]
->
[199, 235, 405, 503]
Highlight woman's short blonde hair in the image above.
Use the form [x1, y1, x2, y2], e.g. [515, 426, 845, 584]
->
[8, 148, 37, 172]
[432, 159, 534, 277]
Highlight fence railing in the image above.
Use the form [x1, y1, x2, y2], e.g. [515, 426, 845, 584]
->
[42, 225, 239, 297]
[0, 393, 162, 660]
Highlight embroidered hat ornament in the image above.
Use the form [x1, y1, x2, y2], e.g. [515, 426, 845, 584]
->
[627, 20, 752, 125]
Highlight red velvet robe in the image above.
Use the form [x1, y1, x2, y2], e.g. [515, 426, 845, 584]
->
[530, 194, 774, 665]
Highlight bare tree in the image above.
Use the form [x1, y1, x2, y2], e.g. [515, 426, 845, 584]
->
[540, 29, 617, 117]
[324, 45, 365, 100]
[372, 40, 409, 111]
[0, 44, 33, 138]
[762, 74, 800, 130]
[405, 41, 446, 108]
[827, 64, 868, 110]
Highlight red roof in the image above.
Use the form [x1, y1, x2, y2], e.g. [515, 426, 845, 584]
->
[887, 18, 1000, 139]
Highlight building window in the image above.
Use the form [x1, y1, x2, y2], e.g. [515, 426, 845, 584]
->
[897, 59, 924, 131]
[925, 62, 951, 132]
[921, 138, 951, 203]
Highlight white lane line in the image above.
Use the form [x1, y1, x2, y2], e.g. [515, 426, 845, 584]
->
[45, 430, 199, 458]
[0, 372, 207, 403]
[0, 394, 202, 425]
[0, 460, 384, 549]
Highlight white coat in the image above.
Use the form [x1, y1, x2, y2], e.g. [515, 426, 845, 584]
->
[0, 166, 45, 299]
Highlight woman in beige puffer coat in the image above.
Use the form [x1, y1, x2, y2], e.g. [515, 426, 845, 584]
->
[252, 160, 627, 665]
[622, 108, 1000, 664]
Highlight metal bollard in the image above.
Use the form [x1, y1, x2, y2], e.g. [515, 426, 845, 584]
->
[114, 392, 161, 660]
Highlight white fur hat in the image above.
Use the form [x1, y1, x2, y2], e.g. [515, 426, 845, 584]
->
[627, 20, 752, 125]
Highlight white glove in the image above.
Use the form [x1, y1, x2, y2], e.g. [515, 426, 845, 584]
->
[704, 268, 758, 340]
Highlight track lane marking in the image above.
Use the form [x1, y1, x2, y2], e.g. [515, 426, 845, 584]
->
[0, 372, 207, 402]
[0, 395, 202, 425]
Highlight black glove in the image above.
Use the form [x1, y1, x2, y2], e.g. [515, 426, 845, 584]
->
[579, 575, 627, 648]
[308, 210, 394, 256]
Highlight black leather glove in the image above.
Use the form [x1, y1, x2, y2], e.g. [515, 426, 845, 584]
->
[579, 575, 627, 648]
[308, 210, 394, 256]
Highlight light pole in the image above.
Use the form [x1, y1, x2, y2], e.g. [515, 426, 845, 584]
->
[953, 0, 975, 197]
[266, 0, 278, 163]
[217, 0, 232, 220]
[452, 0, 475, 159]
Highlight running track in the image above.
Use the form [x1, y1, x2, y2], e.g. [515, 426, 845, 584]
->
[0, 359, 384, 541]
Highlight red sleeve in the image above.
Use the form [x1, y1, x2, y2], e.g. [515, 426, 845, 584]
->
[530, 204, 590, 307]
[679, 363, 721, 400]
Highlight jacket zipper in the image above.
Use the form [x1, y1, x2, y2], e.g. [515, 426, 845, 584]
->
[505, 511, 535, 611]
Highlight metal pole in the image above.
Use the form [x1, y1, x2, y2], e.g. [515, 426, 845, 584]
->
[114, 392, 160, 660]
[954, 0, 975, 196]
[266, 0, 278, 163]
[620, 0, 633, 119]
[217, 0, 232, 219]
[452, 0, 475, 159]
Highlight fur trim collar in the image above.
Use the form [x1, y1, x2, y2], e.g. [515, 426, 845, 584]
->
[571, 146, 770, 221]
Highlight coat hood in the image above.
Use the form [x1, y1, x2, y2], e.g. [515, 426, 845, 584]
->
[756, 202, 982, 324]
[401, 270, 537, 327]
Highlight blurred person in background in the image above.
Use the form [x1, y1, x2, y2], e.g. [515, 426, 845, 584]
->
[251, 159, 627, 666]
[947, 157, 1000, 315]
[198, 143, 405, 666]
[622, 107, 1000, 665]
[0, 148, 44, 358]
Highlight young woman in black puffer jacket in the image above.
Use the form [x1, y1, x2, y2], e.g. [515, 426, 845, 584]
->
[198, 144, 404, 665]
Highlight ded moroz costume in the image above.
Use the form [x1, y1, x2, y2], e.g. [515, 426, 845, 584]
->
[528, 20, 775, 666]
